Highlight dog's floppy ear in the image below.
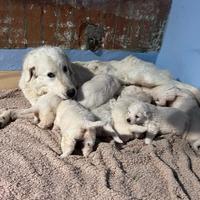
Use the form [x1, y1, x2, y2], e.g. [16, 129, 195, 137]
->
[143, 110, 152, 118]
[24, 67, 37, 82]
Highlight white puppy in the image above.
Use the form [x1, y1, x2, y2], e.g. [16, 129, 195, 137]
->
[55, 100, 120, 157]
[145, 85, 200, 151]
[91, 101, 123, 144]
[127, 101, 189, 144]
[120, 85, 152, 103]
[111, 95, 151, 142]
[109, 85, 152, 141]
[16, 93, 62, 129]
[77, 74, 121, 109]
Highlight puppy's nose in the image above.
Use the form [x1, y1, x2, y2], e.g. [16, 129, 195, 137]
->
[126, 118, 131, 123]
[0, 122, 2, 128]
[66, 88, 76, 98]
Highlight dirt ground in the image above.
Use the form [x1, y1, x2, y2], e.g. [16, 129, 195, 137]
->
[0, 71, 20, 89]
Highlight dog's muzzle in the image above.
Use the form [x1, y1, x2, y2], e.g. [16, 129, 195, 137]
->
[66, 88, 76, 98]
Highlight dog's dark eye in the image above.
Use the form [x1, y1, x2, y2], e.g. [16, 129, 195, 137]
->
[47, 72, 55, 78]
[135, 115, 139, 119]
[63, 66, 68, 73]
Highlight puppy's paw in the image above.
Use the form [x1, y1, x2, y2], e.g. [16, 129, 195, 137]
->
[0, 110, 11, 128]
[82, 147, 92, 157]
[144, 138, 152, 145]
[38, 122, 52, 129]
[60, 152, 71, 158]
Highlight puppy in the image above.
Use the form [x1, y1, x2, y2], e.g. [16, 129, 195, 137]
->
[91, 101, 123, 143]
[77, 74, 121, 109]
[120, 85, 152, 103]
[55, 100, 121, 157]
[16, 93, 62, 129]
[147, 84, 200, 151]
[110, 98, 148, 142]
[110, 86, 152, 141]
[127, 101, 189, 144]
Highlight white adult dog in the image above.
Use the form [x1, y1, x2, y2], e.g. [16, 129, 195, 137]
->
[19, 46, 78, 105]
[1, 45, 200, 128]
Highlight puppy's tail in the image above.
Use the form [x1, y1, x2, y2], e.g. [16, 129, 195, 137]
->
[85, 120, 106, 129]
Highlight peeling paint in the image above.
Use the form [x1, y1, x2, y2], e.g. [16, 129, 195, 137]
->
[0, 0, 171, 50]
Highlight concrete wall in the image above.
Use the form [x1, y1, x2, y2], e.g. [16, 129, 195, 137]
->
[156, 0, 200, 87]
[0, 0, 171, 51]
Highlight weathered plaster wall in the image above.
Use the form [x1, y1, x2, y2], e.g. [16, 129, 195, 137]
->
[0, 0, 171, 51]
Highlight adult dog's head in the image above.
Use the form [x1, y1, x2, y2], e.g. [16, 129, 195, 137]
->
[19, 46, 77, 104]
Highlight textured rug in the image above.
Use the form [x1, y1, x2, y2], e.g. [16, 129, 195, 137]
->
[0, 89, 200, 200]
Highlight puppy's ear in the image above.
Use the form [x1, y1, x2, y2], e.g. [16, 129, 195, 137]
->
[24, 67, 37, 82]
[144, 111, 152, 118]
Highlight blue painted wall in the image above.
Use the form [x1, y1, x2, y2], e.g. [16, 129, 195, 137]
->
[156, 0, 200, 87]
[0, 49, 157, 70]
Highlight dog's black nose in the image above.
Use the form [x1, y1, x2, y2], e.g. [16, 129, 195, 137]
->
[126, 118, 131, 123]
[0, 122, 2, 128]
[66, 88, 76, 98]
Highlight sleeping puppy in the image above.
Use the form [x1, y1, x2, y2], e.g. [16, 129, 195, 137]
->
[55, 100, 122, 158]
[126, 101, 190, 144]
[77, 74, 121, 109]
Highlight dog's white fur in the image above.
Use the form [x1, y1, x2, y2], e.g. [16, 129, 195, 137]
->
[110, 86, 152, 141]
[19, 46, 77, 105]
[54, 100, 123, 157]
[127, 101, 189, 144]
[145, 84, 200, 151]
[120, 85, 153, 103]
[1, 45, 200, 131]
[91, 101, 123, 144]
[74, 56, 172, 87]
[16, 93, 62, 129]
[77, 74, 121, 109]
[0, 109, 12, 128]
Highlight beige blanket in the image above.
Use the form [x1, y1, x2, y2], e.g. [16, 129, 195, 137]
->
[0, 89, 200, 200]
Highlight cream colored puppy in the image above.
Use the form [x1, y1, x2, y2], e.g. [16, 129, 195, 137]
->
[55, 100, 107, 157]
[16, 93, 62, 129]
[109, 86, 152, 141]
[77, 74, 121, 109]
[145, 85, 200, 151]
[111, 98, 148, 142]
[120, 85, 152, 103]
[127, 101, 189, 144]
[91, 101, 123, 144]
